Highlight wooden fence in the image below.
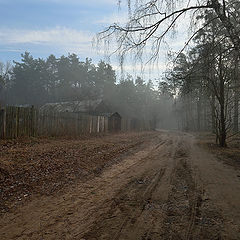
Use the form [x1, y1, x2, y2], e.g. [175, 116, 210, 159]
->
[0, 106, 153, 139]
[0, 106, 37, 139]
[38, 111, 108, 137]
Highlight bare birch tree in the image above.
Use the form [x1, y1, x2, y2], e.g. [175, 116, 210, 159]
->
[98, 0, 240, 62]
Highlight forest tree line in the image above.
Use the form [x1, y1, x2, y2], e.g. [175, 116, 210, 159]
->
[0, 52, 173, 124]
[164, 8, 240, 147]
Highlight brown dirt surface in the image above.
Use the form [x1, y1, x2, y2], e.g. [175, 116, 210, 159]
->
[198, 133, 240, 170]
[0, 132, 157, 213]
[0, 131, 240, 239]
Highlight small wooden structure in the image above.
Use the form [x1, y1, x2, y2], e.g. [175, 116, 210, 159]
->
[101, 112, 121, 132]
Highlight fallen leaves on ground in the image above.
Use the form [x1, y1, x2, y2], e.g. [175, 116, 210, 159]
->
[0, 132, 157, 213]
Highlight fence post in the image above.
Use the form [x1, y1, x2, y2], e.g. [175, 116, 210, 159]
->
[97, 116, 100, 133]
[3, 106, 6, 138]
[0, 107, 5, 139]
[89, 116, 92, 133]
[15, 107, 19, 138]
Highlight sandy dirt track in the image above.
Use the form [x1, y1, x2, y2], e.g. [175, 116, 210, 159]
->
[0, 131, 240, 239]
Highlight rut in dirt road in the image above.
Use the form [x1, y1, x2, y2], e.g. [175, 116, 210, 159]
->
[0, 131, 240, 240]
[83, 134, 224, 240]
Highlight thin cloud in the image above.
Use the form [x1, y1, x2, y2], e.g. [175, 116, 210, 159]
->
[0, 27, 96, 56]
[0, 27, 92, 45]
[0, 48, 22, 53]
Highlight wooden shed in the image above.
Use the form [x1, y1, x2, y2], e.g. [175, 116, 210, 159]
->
[102, 112, 122, 132]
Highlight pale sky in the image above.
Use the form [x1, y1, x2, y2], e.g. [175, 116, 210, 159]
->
[0, 0, 190, 81]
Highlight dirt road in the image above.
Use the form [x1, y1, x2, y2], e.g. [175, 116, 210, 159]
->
[1, 131, 240, 239]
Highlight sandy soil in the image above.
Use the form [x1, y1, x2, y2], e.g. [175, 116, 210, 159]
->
[0, 131, 240, 239]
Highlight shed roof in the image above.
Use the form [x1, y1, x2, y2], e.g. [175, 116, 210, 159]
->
[100, 112, 122, 118]
[40, 99, 110, 113]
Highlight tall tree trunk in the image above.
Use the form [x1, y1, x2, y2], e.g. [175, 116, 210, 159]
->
[219, 99, 227, 147]
[218, 52, 227, 147]
[197, 99, 201, 131]
[233, 90, 239, 133]
[211, 94, 216, 134]
[197, 86, 202, 131]
[233, 55, 239, 133]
